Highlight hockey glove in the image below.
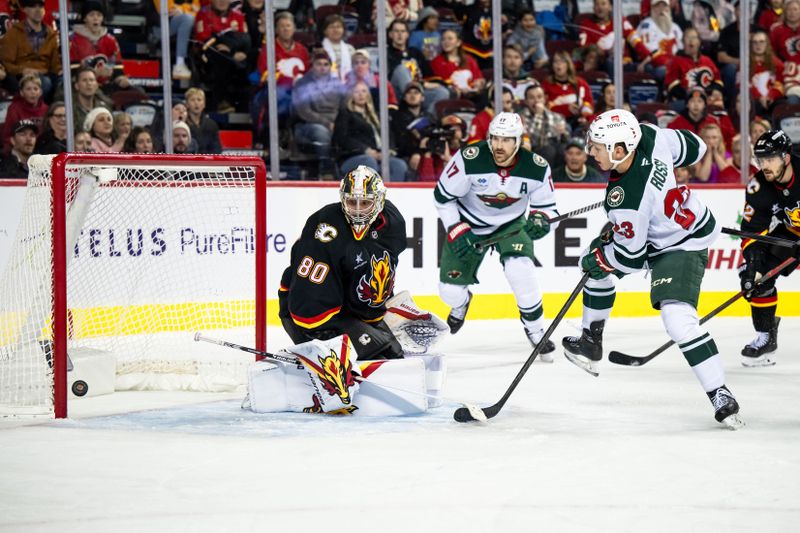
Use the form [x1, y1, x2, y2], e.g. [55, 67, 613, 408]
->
[525, 211, 551, 241]
[581, 245, 616, 280]
[447, 222, 482, 258]
[739, 245, 765, 300]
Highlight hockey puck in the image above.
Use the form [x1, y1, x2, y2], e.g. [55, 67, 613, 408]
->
[72, 380, 88, 397]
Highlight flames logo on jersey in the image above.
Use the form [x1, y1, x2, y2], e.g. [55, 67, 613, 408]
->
[477, 192, 522, 208]
[357, 251, 395, 307]
[473, 16, 492, 44]
[785, 201, 800, 228]
[685, 67, 714, 91]
[785, 36, 800, 57]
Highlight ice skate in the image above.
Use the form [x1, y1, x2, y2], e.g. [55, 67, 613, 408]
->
[707, 385, 744, 430]
[447, 291, 472, 334]
[562, 320, 604, 376]
[741, 317, 779, 367]
[523, 326, 556, 363]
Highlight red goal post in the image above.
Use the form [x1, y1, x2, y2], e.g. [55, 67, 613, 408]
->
[1, 153, 267, 418]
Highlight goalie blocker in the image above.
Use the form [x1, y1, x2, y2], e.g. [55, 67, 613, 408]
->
[246, 292, 449, 416]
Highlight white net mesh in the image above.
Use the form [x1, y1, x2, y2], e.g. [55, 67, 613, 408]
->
[0, 154, 264, 415]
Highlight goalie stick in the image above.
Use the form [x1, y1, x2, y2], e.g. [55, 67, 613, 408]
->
[194, 333, 488, 420]
[474, 200, 605, 251]
[608, 256, 800, 367]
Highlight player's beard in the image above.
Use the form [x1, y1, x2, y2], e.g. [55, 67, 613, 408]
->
[654, 11, 672, 35]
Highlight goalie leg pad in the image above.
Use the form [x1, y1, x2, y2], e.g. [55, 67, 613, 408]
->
[355, 357, 428, 416]
[405, 353, 447, 408]
[245, 336, 360, 414]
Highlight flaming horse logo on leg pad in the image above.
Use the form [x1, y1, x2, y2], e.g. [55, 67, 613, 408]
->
[296, 336, 358, 410]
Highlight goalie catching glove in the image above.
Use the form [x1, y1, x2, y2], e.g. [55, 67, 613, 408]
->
[447, 222, 482, 258]
[524, 211, 551, 241]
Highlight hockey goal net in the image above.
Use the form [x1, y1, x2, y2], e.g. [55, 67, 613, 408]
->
[0, 153, 267, 418]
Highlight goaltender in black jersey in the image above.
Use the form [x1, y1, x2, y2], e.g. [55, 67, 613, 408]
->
[279, 165, 408, 360]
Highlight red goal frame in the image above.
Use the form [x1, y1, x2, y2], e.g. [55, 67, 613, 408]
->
[49, 153, 268, 418]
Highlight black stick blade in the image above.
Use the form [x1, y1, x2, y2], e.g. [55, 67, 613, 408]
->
[608, 350, 647, 366]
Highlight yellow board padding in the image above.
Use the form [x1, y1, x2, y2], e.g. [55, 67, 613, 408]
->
[265, 292, 800, 325]
[5, 292, 794, 343]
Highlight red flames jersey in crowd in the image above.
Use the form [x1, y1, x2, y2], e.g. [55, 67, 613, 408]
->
[259, 39, 310, 87]
[193, 6, 246, 43]
[578, 16, 651, 63]
[750, 58, 784, 101]
[770, 24, 800, 96]
[69, 31, 124, 85]
[635, 17, 682, 68]
[664, 52, 721, 95]
[540, 77, 594, 120]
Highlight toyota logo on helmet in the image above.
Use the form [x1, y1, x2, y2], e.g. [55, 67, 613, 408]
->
[586, 109, 642, 170]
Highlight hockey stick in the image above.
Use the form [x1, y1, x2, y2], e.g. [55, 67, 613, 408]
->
[474, 200, 605, 251]
[454, 221, 613, 423]
[720, 227, 800, 250]
[194, 333, 488, 420]
[453, 271, 593, 422]
[608, 256, 800, 367]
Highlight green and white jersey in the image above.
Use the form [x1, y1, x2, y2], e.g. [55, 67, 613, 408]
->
[601, 123, 719, 274]
[433, 141, 559, 235]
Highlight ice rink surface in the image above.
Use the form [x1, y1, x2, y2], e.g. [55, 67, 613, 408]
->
[2, 317, 799, 533]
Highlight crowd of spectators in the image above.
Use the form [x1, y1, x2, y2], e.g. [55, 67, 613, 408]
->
[0, 0, 789, 184]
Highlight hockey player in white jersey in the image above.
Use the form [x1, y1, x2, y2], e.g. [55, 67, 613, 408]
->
[434, 112, 560, 360]
[563, 109, 742, 428]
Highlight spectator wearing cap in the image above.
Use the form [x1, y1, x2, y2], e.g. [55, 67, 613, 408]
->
[634, 0, 683, 84]
[84, 107, 125, 153]
[664, 27, 722, 106]
[193, 0, 251, 113]
[0, 120, 38, 179]
[34, 102, 68, 155]
[552, 137, 605, 183]
[334, 81, 409, 181]
[390, 81, 434, 172]
[667, 87, 728, 144]
[506, 9, 548, 71]
[409, 6, 442, 61]
[70, 67, 113, 133]
[292, 50, 345, 179]
[0, 0, 61, 99]
[320, 14, 355, 83]
[152, 0, 201, 80]
[172, 120, 198, 154]
[2, 74, 47, 154]
[501, 43, 537, 104]
[184, 87, 222, 153]
[344, 50, 398, 108]
[518, 84, 569, 168]
[416, 113, 466, 181]
[69, 0, 134, 94]
[468, 85, 515, 144]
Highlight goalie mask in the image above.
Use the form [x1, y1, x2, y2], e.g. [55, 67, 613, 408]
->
[487, 112, 524, 165]
[340, 165, 386, 233]
[586, 109, 641, 170]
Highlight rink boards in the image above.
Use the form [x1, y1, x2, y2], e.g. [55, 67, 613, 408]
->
[0, 182, 797, 325]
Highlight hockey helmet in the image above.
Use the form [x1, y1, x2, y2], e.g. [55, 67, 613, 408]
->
[754, 130, 792, 160]
[586, 109, 641, 169]
[339, 165, 386, 230]
[487, 112, 524, 163]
